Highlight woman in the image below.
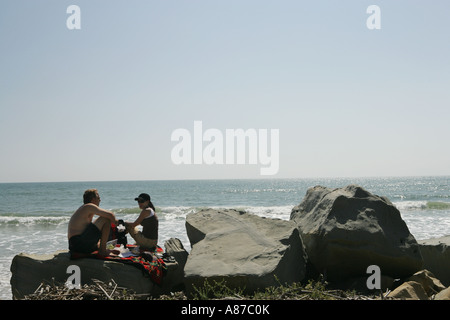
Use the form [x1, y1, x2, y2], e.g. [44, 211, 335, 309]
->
[125, 193, 158, 250]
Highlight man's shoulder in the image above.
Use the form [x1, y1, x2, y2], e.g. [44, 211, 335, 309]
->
[78, 203, 99, 212]
[83, 203, 99, 207]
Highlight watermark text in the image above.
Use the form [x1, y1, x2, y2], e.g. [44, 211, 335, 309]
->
[171, 121, 279, 175]
[65, 265, 81, 289]
[366, 265, 381, 290]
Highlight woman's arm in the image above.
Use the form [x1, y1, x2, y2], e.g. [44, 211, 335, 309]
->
[129, 208, 152, 228]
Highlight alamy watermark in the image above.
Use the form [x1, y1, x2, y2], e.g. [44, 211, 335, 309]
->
[171, 121, 280, 175]
[66, 5, 81, 30]
[65, 5, 381, 31]
[366, 5, 381, 30]
[65, 265, 81, 289]
[366, 265, 381, 290]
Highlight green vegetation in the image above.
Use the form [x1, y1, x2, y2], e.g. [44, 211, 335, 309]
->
[163, 277, 377, 300]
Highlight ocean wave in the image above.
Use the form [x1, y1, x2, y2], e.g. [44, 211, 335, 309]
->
[225, 188, 298, 194]
[113, 205, 293, 221]
[239, 205, 292, 220]
[113, 207, 141, 215]
[2, 200, 447, 227]
[426, 201, 450, 210]
[0, 215, 69, 226]
[394, 201, 450, 211]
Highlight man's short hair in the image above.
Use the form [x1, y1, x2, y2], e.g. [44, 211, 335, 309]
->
[83, 189, 99, 204]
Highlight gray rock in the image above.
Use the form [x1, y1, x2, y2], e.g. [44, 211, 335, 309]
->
[184, 209, 307, 295]
[418, 235, 450, 286]
[406, 269, 446, 296]
[10, 246, 180, 299]
[290, 185, 423, 281]
[386, 269, 446, 300]
[435, 286, 450, 300]
[164, 238, 189, 290]
[388, 281, 429, 300]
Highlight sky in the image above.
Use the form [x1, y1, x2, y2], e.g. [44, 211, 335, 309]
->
[1, 1, 450, 182]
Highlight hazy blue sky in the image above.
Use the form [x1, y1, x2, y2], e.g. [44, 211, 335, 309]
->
[1, 1, 449, 182]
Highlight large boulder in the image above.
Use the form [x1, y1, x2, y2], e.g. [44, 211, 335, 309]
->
[290, 185, 423, 282]
[418, 235, 450, 286]
[10, 240, 184, 300]
[184, 209, 307, 295]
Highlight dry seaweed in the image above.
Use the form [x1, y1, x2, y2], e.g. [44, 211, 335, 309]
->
[23, 278, 382, 300]
[23, 278, 148, 300]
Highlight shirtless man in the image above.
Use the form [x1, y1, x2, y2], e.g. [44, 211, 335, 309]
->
[68, 189, 118, 256]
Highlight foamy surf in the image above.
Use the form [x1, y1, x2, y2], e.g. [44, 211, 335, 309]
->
[393, 201, 450, 211]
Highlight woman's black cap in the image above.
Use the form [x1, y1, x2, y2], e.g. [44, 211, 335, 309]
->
[134, 193, 151, 202]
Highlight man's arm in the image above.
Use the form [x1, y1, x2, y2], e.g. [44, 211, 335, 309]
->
[89, 204, 118, 225]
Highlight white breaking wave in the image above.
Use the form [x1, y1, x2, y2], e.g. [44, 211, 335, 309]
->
[0, 215, 70, 226]
[393, 201, 428, 211]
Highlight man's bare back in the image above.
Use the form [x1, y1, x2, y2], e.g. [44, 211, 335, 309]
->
[67, 189, 117, 256]
[68, 203, 101, 239]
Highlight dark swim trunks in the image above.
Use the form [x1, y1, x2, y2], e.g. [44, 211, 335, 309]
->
[69, 223, 101, 254]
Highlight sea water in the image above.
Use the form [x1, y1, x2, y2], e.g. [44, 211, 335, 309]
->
[1, 177, 449, 299]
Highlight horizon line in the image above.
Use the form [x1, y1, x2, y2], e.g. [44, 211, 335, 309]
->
[1, 174, 449, 184]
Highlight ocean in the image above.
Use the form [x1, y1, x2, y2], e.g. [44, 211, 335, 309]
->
[1, 176, 450, 300]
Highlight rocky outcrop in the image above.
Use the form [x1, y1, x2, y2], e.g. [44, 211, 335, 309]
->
[184, 209, 308, 295]
[10, 239, 184, 300]
[407, 269, 446, 296]
[388, 280, 429, 300]
[387, 269, 447, 300]
[290, 185, 423, 281]
[418, 235, 450, 286]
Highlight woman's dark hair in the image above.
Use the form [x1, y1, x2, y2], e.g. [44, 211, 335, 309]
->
[148, 200, 156, 211]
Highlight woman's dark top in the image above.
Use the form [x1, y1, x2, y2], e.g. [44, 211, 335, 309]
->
[141, 210, 158, 240]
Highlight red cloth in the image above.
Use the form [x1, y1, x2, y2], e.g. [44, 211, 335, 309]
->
[97, 246, 166, 285]
[70, 246, 166, 285]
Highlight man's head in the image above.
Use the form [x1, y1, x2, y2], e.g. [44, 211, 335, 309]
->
[83, 189, 100, 204]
